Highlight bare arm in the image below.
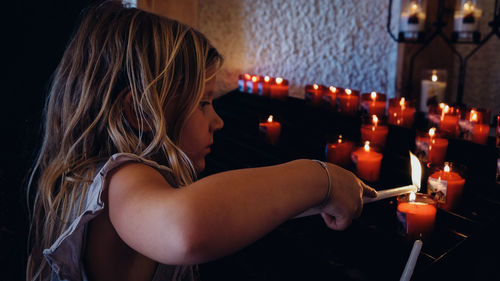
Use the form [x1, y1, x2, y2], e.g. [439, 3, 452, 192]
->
[107, 159, 375, 265]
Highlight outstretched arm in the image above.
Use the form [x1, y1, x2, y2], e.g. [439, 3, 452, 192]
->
[107, 159, 376, 265]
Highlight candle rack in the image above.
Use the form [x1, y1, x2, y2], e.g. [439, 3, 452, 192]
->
[387, 0, 500, 106]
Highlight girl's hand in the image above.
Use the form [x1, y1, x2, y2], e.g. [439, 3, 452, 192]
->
[319, 163, 377, 230]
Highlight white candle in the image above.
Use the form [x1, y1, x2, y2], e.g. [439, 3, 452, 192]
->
[363, 185, 418, 203]
[420, 75, 446, 113]
[400, 239, 423, 281]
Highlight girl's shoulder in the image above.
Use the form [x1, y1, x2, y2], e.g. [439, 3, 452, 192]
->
[42, 153, 171, 280]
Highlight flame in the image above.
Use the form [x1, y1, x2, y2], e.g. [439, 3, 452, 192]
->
[410, 151, 422, 191]
[345, 89, 352, 95]
[470, 110, 478, 122]
[444, 163, 451, 172]
[275, 77, 283, 84]
[439, 103, 446, 110]
[409, 191, 416, 202]
[313, 84, 319, 90]
[251, 76, 258, 82]
[267, 115, 274, 122]
[244, 74, 251, 80]
[431, 74, 438, 82]
[371, 91, 377, 100]
[372, 115, 379, 126]
[463, 1, 474, 12]
[329, 86, 337, 93]
[264, 76, 270, 82]
[443, 105, 450, 114]
[364, 141, 371, 152]
[399, 97, 406, 107]
[338, 134, 343, 143]
[410, 2, 419, 14]
[429, 127, 436, 137]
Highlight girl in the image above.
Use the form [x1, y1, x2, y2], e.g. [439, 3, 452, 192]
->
[26, 1, 377, 281]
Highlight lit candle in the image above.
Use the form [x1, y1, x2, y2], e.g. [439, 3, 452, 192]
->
[420, 70, 446, 113]
[468, 109, 490, 145]
[427, 162, 466, 211]
[361, 91, 387, 117]
[439, 104, 460, 138]
[338, 88, 359, 115]
[397, 192, 437, 241]
[246, 75, 260, 94]
[453, 0, 482, 40]
[305, 84, 325, 106]
[323, 86, 339, 108]
[416, 127, 448, 165]
[238, 74, 251, 92]
[259, 115, 282, 145]
[351, 141, 383, 182]
[388, 97, 416, 128]
[361, 115, 389, 150]
[257, 75, 272, 97]
[270, 77, 289, 100]
[325, 134, 354, 168]
[399, 1, 426, 40]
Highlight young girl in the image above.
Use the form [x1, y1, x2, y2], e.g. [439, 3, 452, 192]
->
[27, 1, 377, 280]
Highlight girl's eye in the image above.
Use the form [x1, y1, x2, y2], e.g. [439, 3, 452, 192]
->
[200, 101, 211, 108]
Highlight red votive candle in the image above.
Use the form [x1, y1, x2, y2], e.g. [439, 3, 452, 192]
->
[351, 141, 383, 182]
[238, 74, 251, 93]
[360, 91, 387, 117]
[246, 75, 260, 94]
[360, 115, 389, 150]
[325, 134, 354, 168]
[415, 128, 448, 165]
[388, 97, 416, 128]
[427, 162, 466, 211]
[397, 192, 437, 241]
[305, 84, 326, 106]
[460, 108, 490, 145]
[259, 115, 282, 145]
[270, 77, 289, 100]
[439, 104, 460, 138]
[258, 75, 272, 97]
[323, 86, 340, 109]
[338, 88, 359, 115]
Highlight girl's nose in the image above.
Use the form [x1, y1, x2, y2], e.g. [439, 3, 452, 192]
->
[211, 111, 224, 132]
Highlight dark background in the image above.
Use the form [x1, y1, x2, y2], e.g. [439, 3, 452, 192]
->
[2, 1, 94, 279]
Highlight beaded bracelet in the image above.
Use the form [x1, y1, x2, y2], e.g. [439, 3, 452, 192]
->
[312, 160, 331, 210]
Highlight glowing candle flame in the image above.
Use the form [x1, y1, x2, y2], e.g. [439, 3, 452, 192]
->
[345, 89, 352, 95]
[431, 74, 438, 82]
[409, 191, 416, 202]
[371, 91, 377, 100]
[410, 151, 422, 191]
[470, 110, 478, 122]
[429, 127, 436, 137]
[244, 74, 251, 80]
[264, 76, 270, 82]
[400, 97, 406, 107]
[275, 77, 283, 84]
[329, 86, 337, 93]
[313, 84, 319, 90]
[443, 105, 450, 114]
[364, 141, 371, 152]
[410, 2, 419, 14]
[338, 134, 343, 143]
[439, 103, 446, 110]
[444, 163, 451, 172]
[267, 115, 274, 123]
[252, 76, 258, 82]
[372, 115, 379, 126]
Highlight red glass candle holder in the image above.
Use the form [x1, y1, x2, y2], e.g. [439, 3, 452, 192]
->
[238, 74, 251, 93]
[426, 162, 466, 211]
[360, 92, 387, 117]
[305, 84, 327, 106]
[257, 75, 272, 97]
[259, 115, 282, 145]
[397, 192, 437, 241]
[351, 141, 383, 182]
[459, 107, 491, 145]
[322, 86, 341, 109]
[325, 134, 354, 169]
[387, 97, 416, 128]
[360, 115, 388, 150]
[270, 77, 289, 100]
[415, 128, 448, 165]
[428, 103, 460, 138]
[338, 88, 359, 116]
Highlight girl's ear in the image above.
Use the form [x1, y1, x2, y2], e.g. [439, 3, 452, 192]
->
[124, 92, 152, 132]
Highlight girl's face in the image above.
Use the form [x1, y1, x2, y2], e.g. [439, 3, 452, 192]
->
[179, 76, 224, 172]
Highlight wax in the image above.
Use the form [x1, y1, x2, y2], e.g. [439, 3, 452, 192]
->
[415, 135, 448, 165]
[397, 193, 437, 241]
[259, 116, 281, 145]
[351, 147, 383, 182]
[361, 124, 388, 149]
[472, 123, 489, 145]
[428, 168, 466, 211]
[440, 114, 459, 137]
[388, 98, 416, 128]
[338, 89, 359, 115]
[361, 92, 386, 117]
[325, 140, 354, 168]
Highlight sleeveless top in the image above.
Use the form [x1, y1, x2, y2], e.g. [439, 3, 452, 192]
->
[43, 153, 195, 281]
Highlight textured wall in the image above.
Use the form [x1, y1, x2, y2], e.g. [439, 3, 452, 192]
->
[199, 0, 399, 99]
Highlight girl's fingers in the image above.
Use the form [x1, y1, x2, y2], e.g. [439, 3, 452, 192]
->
[321, 213, 351, 231]
[362, 183, 378, 198]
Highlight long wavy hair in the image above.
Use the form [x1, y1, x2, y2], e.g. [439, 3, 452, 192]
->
[26, 1, 223, 280]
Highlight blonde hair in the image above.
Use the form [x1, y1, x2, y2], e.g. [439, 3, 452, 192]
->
[26, 1, 223, 280]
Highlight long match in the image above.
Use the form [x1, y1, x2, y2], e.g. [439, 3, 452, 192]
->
[363, 185, 418, 203]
